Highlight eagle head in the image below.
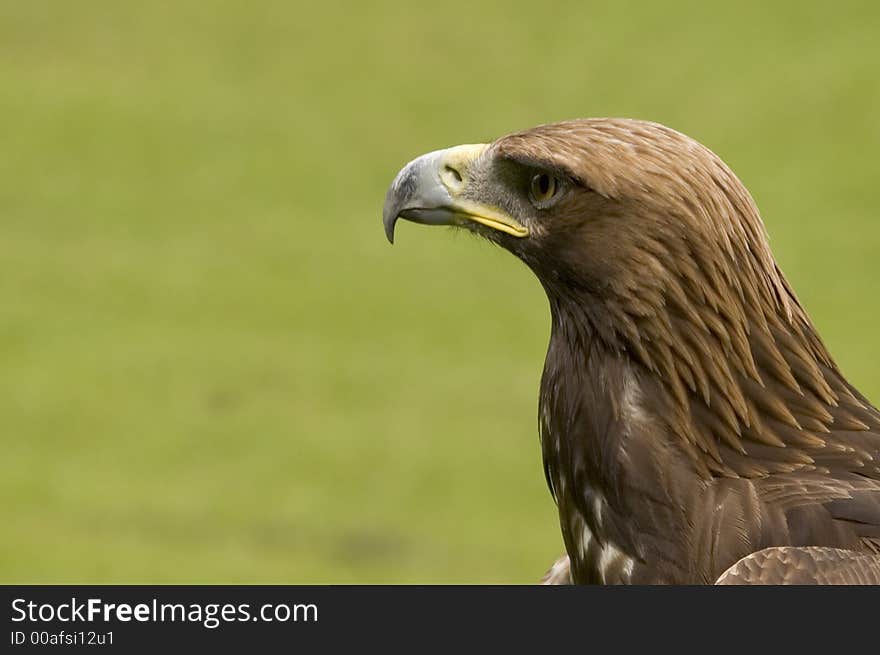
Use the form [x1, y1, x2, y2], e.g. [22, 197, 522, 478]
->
[384, 119, 795, 361]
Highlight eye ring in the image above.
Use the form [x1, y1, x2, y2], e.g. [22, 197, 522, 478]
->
[528, 172, 559, 206]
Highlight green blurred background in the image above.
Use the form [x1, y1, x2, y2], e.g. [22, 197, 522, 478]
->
[2, 1, 878, 583]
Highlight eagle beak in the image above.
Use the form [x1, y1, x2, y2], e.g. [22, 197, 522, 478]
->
[382, 144, 529, 243]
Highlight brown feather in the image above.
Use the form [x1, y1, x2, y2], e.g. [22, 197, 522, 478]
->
[486, 119, 880, 583]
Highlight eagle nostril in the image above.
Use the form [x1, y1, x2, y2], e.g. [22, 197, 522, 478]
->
[445, 165, 463, 182]
[441, 164, 464, 190]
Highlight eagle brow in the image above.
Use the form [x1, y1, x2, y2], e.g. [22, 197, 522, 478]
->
[497, 153, 588, 189]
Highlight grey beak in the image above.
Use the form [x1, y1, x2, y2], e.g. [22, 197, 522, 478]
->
[382, 150, 458, 244]
[382, 143, 528, 244]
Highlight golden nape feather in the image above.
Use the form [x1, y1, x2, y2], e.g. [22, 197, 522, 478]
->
[384, 118, 880, 584]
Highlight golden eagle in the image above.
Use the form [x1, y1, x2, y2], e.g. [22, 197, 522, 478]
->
[383, 119, 880, 584]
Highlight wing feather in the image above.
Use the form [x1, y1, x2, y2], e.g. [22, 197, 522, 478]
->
[716, 546, 880, 584]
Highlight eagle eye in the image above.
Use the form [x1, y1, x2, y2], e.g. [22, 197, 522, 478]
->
[528, 172, 560, 207]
